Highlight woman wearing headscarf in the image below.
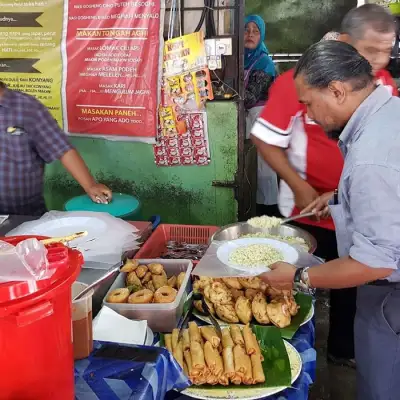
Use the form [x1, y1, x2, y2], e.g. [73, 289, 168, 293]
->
[244, 15, 279, 217]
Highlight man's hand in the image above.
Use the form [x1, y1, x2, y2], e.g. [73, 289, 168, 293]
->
[301, 191, 334, 219]
[293, 182, 319, 211]
[86, 183, 112, 204]
[259, 262, 297, 290]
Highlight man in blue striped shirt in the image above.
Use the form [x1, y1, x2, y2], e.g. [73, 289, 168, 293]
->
[261, 41, 400, 399]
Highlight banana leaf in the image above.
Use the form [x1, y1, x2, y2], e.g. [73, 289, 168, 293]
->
[280, 293, 313, 340]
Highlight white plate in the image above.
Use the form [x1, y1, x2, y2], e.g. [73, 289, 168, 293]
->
[217, 238, 299, 274]
[193, 303, 314, 329]
[8, 216, 107, 244]
[181, 341, 302, 400]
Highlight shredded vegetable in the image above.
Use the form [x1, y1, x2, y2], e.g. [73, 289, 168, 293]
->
[229, 244, 284, 267]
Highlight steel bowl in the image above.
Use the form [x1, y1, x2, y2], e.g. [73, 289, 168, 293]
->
[209, 222, 317, 254]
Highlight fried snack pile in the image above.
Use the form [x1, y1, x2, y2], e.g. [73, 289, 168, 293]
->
[164, 322, 266, 386]
[193, 276, 300, 328]
[106, 259, 187, 305]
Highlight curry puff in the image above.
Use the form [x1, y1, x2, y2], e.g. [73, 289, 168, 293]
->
[235, 296, 253, 325]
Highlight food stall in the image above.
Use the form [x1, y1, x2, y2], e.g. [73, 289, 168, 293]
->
[0, 212, 318, 400]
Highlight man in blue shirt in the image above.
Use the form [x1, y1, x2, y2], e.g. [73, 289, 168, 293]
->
[261, 40, 400, 399]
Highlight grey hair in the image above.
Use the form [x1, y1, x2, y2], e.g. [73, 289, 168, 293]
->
[294, 41, 374, 91]
[341, 4, 396, 40]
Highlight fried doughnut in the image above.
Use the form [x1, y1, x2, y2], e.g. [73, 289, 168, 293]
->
[128, 289, 154, 304]
[148, 263, 164, 275]
[120, 259, 139, 273]
[177, 272, 186, 290]
[168, 275, 177, 288]
[142, 271, 152, 284]
[107, 288, 130, 303]
[126, 271, 142, 287]
[136, 265, 148, 279]
[154, 285, 177, 303]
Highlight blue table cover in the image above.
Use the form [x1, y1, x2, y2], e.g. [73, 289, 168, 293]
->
[74, 342, 191, 400]
[74, 321, 316, 400]
[165, 319, 316, 400]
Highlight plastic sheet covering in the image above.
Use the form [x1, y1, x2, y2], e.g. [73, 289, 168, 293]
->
[0, 238, 50, 281]
[7, 211, 140, 267]
[193, 240, 324, 278]
[74, 342, 191, 400]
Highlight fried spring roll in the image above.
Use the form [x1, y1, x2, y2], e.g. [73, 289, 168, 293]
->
[189, 321, 202, 344]
[182, 329, 190, 351]
[206, 373, 219, 385]
[164, 334, 173, 352]
[190, 341, 206, 373]
[234, 344, 252, 385]
[218, 374, 230, 386]
[233, 344, 248, 374]
[251, 354, 266, 383]
[183, 361, 189, 376]
[204, 341, 224, 375]
[230, 325, 245, 346]
[201, 326, 221, 348]
[221, 328, 234, 348]
[243, 325, 257, 355]
[171, 328, 179, 351]
[173, 341, 184, 369]
[184, 350, 193, 374]
[222, 347, 235, 379]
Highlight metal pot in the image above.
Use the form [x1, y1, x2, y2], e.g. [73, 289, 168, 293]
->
[209, 222, 317, 254]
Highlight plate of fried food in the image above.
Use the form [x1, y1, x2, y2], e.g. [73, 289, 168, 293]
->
[192, 276, 314, 339]
[105, 259, 187, 305]
[162, 321, 302, 399]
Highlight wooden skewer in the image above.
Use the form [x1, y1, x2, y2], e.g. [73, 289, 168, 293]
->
[41, 231, 88, 245]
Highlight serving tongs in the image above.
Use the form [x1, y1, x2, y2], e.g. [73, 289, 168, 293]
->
[178, 292, 222, 343]
[280, 211, 317, 225]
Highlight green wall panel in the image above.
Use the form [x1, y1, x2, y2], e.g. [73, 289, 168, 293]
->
[246, 0, 357, 53]
[44, 101, 238, 226]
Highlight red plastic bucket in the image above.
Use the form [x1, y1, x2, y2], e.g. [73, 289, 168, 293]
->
[0, 236, 83, 400]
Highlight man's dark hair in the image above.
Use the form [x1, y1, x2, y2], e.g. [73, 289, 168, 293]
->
[294, 41, 374, 91]
[341, 4, 396, 40]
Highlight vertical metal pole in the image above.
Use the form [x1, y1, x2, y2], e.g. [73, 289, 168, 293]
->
[236, 0, 247, 221]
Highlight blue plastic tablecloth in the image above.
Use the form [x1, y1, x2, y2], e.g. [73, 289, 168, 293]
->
[165, 319, 317, 400]
[74, 342, 191, 400]
[74, 320, 316, 400]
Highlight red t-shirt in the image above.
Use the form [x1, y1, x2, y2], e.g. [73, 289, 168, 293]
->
[251, 68, 398, 230]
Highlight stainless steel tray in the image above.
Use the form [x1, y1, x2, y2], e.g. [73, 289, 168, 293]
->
[209, 222, 317, 254]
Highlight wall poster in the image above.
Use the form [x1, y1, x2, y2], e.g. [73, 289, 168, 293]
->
[0, 0, 164, 140]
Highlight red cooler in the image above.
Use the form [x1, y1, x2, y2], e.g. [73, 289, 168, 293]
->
[0, 236, 83, 400]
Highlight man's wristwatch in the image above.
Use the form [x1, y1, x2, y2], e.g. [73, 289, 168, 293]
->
[293, 267, 312, 293]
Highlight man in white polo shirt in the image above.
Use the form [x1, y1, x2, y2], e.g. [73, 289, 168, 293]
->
[251, 4, 397, 366]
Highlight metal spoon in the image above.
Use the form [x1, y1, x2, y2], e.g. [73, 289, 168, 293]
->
[72, 261, 123, 301]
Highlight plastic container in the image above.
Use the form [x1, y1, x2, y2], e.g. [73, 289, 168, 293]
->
[103, 259, 193, 332]
[64, 192, 142, 220]
[72, 282, 94, 360]
[134, 224, 219, 265]
[0, 235, 83, 400]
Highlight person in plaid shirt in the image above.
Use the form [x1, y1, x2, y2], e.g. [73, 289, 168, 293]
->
[0, 81, 112, 216]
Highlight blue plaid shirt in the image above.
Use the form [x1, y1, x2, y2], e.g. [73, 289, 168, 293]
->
[0, 83, 73, 215]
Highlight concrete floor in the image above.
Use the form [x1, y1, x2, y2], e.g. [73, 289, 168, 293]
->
[309, 291, 357, 400]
